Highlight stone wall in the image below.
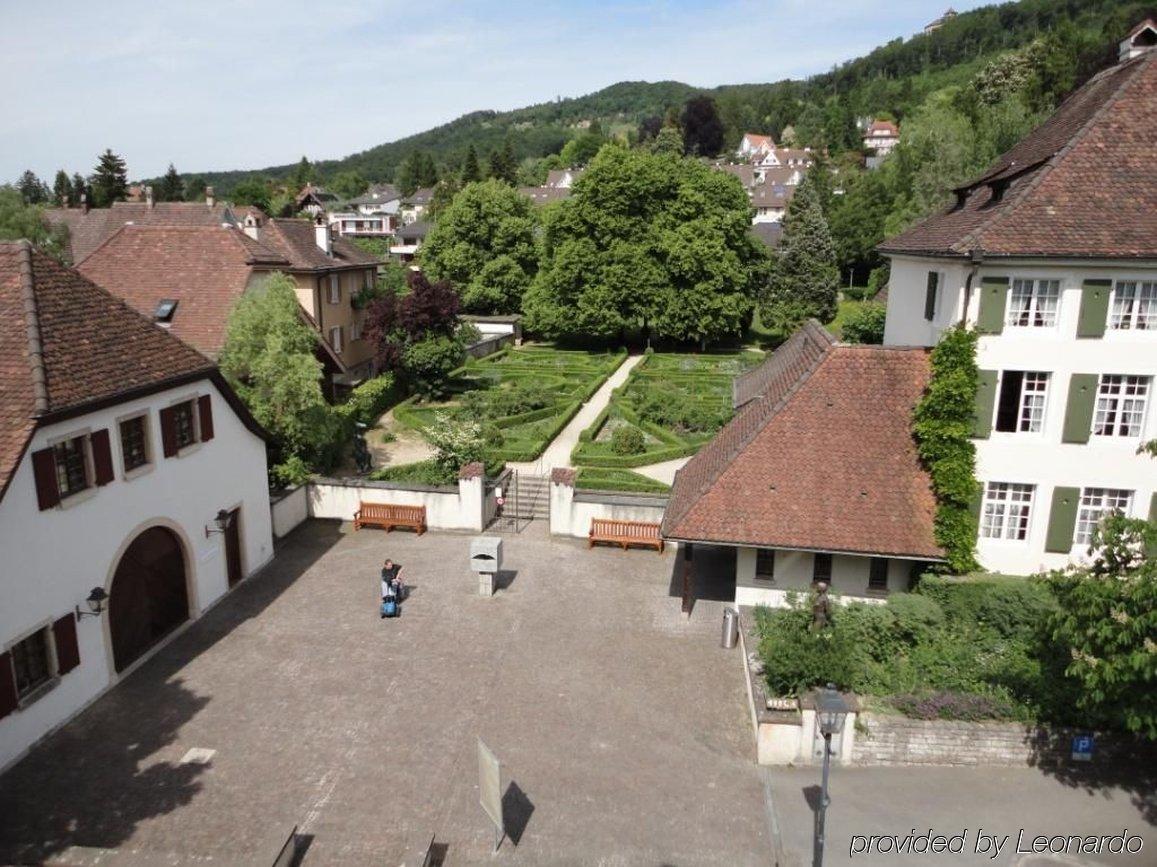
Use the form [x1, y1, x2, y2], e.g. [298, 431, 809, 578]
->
[308, 465, 489, 532]
[270, 485, 308, 539]
[549, 473, 667, 539]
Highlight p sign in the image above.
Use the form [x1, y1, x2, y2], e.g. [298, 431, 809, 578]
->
[1071, 733, 1094, 762]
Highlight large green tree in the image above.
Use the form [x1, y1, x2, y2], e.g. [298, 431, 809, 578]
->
[0, 186, 71, 259]
[760, 176, 839, 333]
[397, 150, 438, 195]
[52, 170, 71, 206]
[219, 273, 341, 469]
[157, 163, 185, 202]
[524, 145, 766, 346]
[329, 170, 368, 199]
[421, 179, 538, 314]
[680, 96, 725, 157]
[90, 149, 128, 207]
[17, 171, 49, 204]
[461, 144, 482, 183]
[232, 178, 272, 212]
[487, 139, 519, 185]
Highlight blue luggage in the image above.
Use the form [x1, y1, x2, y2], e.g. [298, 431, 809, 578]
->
[381, 597, 398, 618]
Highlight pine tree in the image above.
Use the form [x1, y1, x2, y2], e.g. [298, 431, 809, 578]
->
[52, 170, 71, 205]
[91, 149, 128, 207]
[290, 156, 313, 191]
[158, 163, 184, 202]
[17, 170, 49, 204]
[680, 96, 725, 157]
[760, 177, 839, 334]
[462, 145, 482, 184]
[417, 153, 439, 188]
[487, 140, 518, 185]
[397, 151, 423, 196]
[71, 173, 89, 206]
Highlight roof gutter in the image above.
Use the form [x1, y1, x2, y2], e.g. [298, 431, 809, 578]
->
[659, 534, 946, 564]
[960, 247, 984, 328]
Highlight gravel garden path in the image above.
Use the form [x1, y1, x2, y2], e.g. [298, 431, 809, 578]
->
[632, 456, 691, 486]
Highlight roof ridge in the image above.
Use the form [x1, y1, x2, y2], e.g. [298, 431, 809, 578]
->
[953, 53, 1153, 255]
[16, 241, 49, 414]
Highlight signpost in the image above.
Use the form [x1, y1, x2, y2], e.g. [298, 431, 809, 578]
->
[1071, 733, 1095, 762]
[478, 738, 504, 852]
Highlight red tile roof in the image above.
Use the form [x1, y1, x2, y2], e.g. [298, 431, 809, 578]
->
[880, 51, 1157, 259]
[43, 201, 238, 263]
[256, 218, 380, 270]
[77, 225, 287, 358]
[866, 120, 899, 137]
[663, 331, 941, 560]
[0, 241, 227, 502]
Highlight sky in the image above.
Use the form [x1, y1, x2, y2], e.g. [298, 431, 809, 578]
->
[0, 0, 989, 182]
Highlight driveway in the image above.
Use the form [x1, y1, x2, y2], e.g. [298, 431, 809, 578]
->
[0, 520, 769, 865]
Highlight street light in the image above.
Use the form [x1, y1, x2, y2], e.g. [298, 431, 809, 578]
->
[204, 509, 233, 538]
[813, 683, 849, 867]
[75, 586, 108, 619]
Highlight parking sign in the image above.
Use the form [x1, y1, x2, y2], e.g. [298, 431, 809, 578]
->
[1071, 733, 1094, 762]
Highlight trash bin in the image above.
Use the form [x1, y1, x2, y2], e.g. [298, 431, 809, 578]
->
[721, 607, 739, 649]
[471, 536, 503, 597]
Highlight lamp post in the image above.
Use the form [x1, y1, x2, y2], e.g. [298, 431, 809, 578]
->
[75, 586, 108, 619]
[204, 509, 232, 538]
[813, 683, 849, 867]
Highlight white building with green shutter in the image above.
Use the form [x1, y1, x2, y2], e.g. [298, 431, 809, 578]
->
[878, 37, 1157, 576]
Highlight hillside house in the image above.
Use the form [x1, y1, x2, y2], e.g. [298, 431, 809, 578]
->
[863, 120, 900, 157]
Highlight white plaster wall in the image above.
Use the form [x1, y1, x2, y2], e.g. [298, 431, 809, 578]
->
[734, 547, 909, 608]
[882, 256, 970, 347]
[308, 476, 485, 532]
[270, 485, 308, 539]
[0, 379, 272, 771]
[549, 482, 667, 539]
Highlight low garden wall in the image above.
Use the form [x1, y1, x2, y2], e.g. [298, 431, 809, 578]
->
[464, 333, 513, 360]
[270, 485, 309, 539]
[308, 464, 489, 532]
[549, 469, 668, 539]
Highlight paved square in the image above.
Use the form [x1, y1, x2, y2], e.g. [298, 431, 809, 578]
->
[0, 521, 770, 865]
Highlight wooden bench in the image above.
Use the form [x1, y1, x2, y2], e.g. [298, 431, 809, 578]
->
[354, 502, 427, 535]
[589, 518, 664, 553]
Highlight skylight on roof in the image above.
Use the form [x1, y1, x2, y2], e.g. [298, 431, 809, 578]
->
[154, 299, 178, 322]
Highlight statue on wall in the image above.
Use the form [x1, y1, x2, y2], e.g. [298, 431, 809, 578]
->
[811, 581, 832, 630]
[353, 422, 372, 474]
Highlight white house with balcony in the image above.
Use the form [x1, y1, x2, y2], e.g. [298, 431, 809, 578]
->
[879, 42, 1157, 576]
[0, 242, 273, 771]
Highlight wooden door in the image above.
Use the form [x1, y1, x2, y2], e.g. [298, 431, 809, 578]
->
[225, 508, 243, 587]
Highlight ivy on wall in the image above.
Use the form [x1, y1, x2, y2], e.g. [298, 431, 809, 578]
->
[913, 327, 980, 573]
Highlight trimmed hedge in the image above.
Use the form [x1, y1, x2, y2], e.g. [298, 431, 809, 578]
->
[575, 468, 670, 494]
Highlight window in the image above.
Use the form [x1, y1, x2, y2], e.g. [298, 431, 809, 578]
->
[924, 272, 940, 322]
[172, 401, 197, 450]
[980, 482, 1035, 541]
[53, 436, 89, 499]
[1110, 281, 1155, 330]
[995, 371, 1049, 433]
[812, 553, 832, 584]
[1007, 278, 1060, 327]
[1093, 375, 1149, 438]
[119, 415, 149, 472]
[1075, 488, 1132, 545]
[153, 299, 178, 324]
[329, 326, 343, 353]
[328, 274, 340, 304]
[755, 549, 775, 580]
[350, 317, 363, 342]
[11, 628, 52, 700]
[868, 558, 889, 591]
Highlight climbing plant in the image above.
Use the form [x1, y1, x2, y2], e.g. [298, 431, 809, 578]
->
[912, 327, 980, 573]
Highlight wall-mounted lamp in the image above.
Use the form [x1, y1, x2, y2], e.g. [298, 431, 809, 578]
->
[76, 586, 108, 619]
[205, 509, 233, 538]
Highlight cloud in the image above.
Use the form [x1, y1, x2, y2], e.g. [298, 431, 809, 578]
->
[0, 0, 988, 181]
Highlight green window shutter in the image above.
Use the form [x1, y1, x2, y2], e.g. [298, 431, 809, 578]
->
[969, 482, 985, 530]
[1045, 486, 1080, 553]
[973, 370, 998, 438]
[1076, 279, 1111, 338]
[1061, 373, 1098, 443]
[1147, 493, 1157, 559]
[976, 276, 1009, 335]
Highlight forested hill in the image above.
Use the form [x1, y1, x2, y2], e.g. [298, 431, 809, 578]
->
[182, 0, 1151, 194]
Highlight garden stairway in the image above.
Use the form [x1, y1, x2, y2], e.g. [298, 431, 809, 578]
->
[511, 472, 551, 520]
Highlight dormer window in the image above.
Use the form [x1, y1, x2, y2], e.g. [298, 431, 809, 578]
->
[154, 299, 178, 324]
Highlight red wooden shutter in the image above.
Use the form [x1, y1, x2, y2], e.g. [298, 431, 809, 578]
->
[53, 613, 81, 675]
[0, 652, 17, 720]
[197, 395, 215, 442]
[91, 428, 115, 486]
[31, 447, 60, 510]
[159, 406, 178, 457]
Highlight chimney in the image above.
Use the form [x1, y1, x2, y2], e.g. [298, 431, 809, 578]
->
[314, 215, 332, 256]
[243, 213, 260, 241]
[206, 185, 215, 208]
[81, 193, 89, 214]
[145, 185, 154, 209]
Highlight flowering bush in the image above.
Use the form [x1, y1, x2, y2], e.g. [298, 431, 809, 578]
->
[891, 691, 1014, 722]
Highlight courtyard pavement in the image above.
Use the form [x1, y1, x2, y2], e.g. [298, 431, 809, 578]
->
[0, 520, 769, 866]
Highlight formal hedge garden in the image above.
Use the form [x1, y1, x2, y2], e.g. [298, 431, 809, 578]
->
[392, 346, 626, 463]
[570, 350, 762, 469]
[574, 468, 670, 495]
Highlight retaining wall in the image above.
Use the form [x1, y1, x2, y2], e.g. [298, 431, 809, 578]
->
[308, 465, 488, 532]
[549, 471, 667, 539]
[270, 485, 309, 539]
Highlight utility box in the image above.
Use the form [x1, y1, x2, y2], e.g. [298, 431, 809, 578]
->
[471, 536, 502, 597]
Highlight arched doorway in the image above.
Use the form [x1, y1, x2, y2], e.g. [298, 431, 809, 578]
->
[109, 526, 190, 673]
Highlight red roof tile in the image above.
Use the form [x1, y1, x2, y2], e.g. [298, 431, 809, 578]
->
[256, 218, 380, 270]
[880, 51, 1157, 259]
[663, 335, 941, 560]
[44, 201, 238, 263]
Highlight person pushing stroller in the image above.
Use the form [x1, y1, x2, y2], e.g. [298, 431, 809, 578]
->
[380, 558, 405, 618]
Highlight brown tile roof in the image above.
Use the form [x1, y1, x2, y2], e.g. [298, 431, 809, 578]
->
[43, 201, 238, 263]
[663, 330, 941, 560]
[256, 218, 380, 270]
[866, 120, 899, 137]
[880, 51, 1157, 259]
[77, 225, 286, 358]
[0, 241, 223, 501]
[519, 186, 572, 204]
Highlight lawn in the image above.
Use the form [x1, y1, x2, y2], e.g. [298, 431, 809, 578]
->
[393, 345, 626, 463]
[570, 350, 763, 470]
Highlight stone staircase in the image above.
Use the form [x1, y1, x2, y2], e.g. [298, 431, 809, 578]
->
[511, 473, 551, 520]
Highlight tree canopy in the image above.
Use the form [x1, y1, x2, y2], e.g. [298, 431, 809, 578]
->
[90, 149, 129, 207]
[523, 145, 767, 346]
[680, 96, 725, 157]
[157, 163, 185, 202]
[0, 186, 71, 260]
[421, 179, 538, 315]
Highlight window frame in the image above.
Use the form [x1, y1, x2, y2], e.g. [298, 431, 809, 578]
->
[50, 432, 91, 501]
[329, 326, 344, 354]
[171, 399, 199, 451]
[327, 273, 341, 304]
[117, 412, 151, 476]
[923, 271, 940, 322]
[755, 548, 775, 582]
[812, 552, 833, 585]
[7, 623, 58, 707]
[979, 482, 1035, 542]
[1075, 487, 1133, 546]
[1109, 280, 1156, 331]
[1006, 278, 1061, 328]
[867, 558, 889, 592]
[995, 371, 1050, 434]
[1092, 374, 1150, 439]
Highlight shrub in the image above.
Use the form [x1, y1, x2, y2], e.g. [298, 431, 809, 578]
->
[270, 455, 311, 487]
[337, 374, 398, 426]
[891, 691, 1015, 722]
[403, 335, 465, 399]
[482, 423, 505, 448]
[917, 574, 1056, 639]
[425, 411, 486, 476]
[756, 603, 862, 695]
[369, 459, 456, 486]
[380, 431, 396, 444]
[841, 302, 887, 344]
[886, 593, 945, 645]
[867, 263, 890, 298]
[610, 425, 646, 455]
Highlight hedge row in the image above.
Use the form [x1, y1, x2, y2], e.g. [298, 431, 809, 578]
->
[570, 441, 700, 469]
[575, 468, 670, 494]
